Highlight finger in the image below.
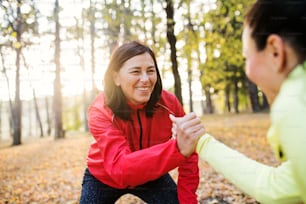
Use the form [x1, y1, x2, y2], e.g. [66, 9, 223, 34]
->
[172, 113, 197, 127]
[193, 127, 206, 139]
[178, 117, 202, 131]
[188, 123, 205, 134]
[181, 112, 197, 122]
[185, 117, 202, 127]
[169, 114, 190, 127]
[171, 123, 177, 135]
[197, 127, 206, 135]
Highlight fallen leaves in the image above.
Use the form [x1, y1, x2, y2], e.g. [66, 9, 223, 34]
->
[0, 113, 276, 203]
[0, 135, 90, 204]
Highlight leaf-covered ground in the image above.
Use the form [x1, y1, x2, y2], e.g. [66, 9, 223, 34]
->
[0, 113, 278, 204]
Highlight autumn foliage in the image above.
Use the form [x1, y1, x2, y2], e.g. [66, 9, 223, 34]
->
[0, 113, 276, 204]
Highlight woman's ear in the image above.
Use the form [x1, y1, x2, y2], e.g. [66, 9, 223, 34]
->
[266, 34, 285, 73]
[112, 71, 120, 86]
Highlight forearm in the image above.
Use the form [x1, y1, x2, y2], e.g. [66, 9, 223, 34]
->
[106, 139, 186, 188]
[177, 153, 199, 204]
[196, 134, 301, 204]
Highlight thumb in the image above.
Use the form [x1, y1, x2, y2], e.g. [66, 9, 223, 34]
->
[169, 114, 177, 123]
[169, 114, 185, 124]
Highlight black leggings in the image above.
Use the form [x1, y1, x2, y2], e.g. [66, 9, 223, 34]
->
[80, 168, 179, 204]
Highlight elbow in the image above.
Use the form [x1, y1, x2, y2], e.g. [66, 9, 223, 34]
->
[255, 186, 301, 204]
[254, 165, 301, 204]
[106, 162, 145, 188]
[256, 195, 300, 204]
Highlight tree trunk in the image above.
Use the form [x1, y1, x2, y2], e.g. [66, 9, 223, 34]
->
[149, 0, 157, 48]
[122, 0, 132, 40]
[186, 3, 194, 113]
[90, 0, 98, 101]
[0, 101, 2, 139]
[28, 101, 32, 137]
[33, 90, 44, 137]
[261, 93, 269, 111]
[165, 0, 183, 105]
[53, 0, 64, 139]
[204, 86, 214, 114]
[233, 79, 239, 113]
[0, 48, 14, 139]
[12, 50, 22, 145]
[224, 84, 231, 113]
[80, 15, 89, 132]
[247, 78, 261, 112]
[12, 1, 22, 146]
[187, 67, 193, 112]
[21, 51, 44, 138]
[195, 38, 205, 115]
[45, 97, 51, 136]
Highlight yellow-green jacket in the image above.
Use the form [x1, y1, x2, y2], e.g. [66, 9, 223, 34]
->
[196, 62, 306, 204]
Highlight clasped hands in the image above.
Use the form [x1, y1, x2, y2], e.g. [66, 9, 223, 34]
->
[170, 113, 205, 157]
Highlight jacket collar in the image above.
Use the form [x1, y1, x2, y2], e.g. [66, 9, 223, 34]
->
[127, 101, 146, 110]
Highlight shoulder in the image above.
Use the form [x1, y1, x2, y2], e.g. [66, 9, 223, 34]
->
[89, 92, 113, 119]
[160, 90, 180, 103]
[157, 90, 184, 116]
[90, 92, 106, 109]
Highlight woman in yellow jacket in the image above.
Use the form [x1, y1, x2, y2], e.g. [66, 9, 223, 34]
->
[171, 0, 306, 203]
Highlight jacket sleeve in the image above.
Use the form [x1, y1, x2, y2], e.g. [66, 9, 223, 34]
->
[271, 79, 306, 202]
[281, 126, 306, 202]
[177, 152, 199, 204]
[196, 134, 302, 204]
[88, 106, 186, 188]
[170, 94, 199, 204]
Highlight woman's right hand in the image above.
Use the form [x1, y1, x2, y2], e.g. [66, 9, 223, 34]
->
[170, 113, 205, 157]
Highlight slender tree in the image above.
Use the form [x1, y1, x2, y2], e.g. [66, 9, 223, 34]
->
[89, 0, 98, 100]
[0, 0, 36, 145]
[121, 0, 133, 40]
[33, 90, 43, 137]
[149, 0, 158, 48]
[164, 0, 183, 104]
[53, 0, 64, 139]
[0, 48, 14, 136]
[21, 53, 44, 137]
[45, 97, 51, 136]
[12, 0, 22, 145]
[247, 78, 261, 112]
[0, 101, 2, 139]
[100, 0, 129, 53]
[75, 14, 88, 132]
[184, 0, 195, 112]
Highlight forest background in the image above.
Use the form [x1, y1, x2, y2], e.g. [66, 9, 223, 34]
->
[0, 0, 274, 203]
[0, 0, 268, 144]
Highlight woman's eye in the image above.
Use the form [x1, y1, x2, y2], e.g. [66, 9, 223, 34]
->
[148, 69, 156, 73]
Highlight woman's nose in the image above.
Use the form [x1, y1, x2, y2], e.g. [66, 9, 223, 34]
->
[140, 72, 149, 81]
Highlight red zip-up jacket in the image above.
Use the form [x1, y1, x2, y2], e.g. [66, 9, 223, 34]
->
[87, 90, 199, 204]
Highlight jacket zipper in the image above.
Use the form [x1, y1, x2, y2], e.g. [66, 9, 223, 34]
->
[136, 110, 143, 149]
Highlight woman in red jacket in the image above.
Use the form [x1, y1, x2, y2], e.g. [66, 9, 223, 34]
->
[80, 41, 204, 204]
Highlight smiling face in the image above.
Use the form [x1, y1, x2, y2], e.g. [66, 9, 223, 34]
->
[113, 52, 157, 105]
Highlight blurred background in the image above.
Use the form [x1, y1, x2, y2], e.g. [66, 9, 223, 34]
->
[0, 0, 265, 145]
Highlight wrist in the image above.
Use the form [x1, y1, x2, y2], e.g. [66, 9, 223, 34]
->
[196, 133, 212, 154]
